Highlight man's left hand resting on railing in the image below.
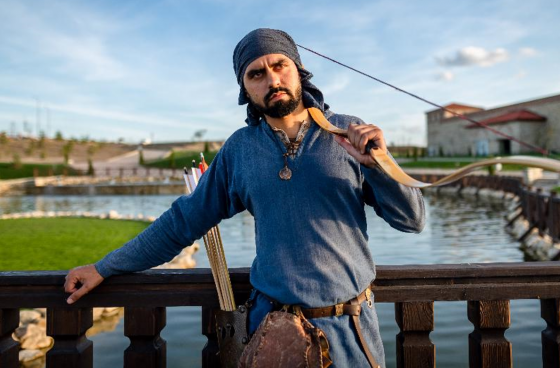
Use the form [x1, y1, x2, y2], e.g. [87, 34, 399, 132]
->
[64, 264, 105, 304]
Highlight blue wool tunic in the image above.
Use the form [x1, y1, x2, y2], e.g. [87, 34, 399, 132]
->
[95, 110, 425, 368]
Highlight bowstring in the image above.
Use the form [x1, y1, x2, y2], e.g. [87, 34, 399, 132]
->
[296, 44, 549, 156]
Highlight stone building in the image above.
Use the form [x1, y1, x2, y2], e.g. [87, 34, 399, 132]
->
[426, 93, 560, 156]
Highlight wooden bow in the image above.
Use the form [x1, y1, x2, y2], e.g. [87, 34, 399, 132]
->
[308, 107, 560, 188]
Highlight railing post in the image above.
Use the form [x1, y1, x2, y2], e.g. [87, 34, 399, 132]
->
[0, 309, 20, 368]
[541, 299, 560, 368]
[124, 307, 166, 368]
[536, 188, 548, 237]
[395, 301, 435, 368]
[46, 307, 93, 368]
[548, 192, 559, 243]
[468, 300, 511, 368]
[202, 306, 221, 368]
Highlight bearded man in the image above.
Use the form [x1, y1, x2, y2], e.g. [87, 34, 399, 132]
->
[65, 28, 425, 368]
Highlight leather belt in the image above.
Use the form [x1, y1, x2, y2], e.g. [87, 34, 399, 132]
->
[302, 288, 380, 368]
[300, 288, 368, 319]
[264, 288, 381, 368]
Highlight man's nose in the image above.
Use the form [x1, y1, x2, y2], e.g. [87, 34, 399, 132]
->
[267, 71, 281, 88]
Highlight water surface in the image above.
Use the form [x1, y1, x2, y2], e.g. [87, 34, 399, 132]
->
[0, 192, 540, 367]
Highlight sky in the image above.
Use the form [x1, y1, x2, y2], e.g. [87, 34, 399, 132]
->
[1, 0, 559, 146]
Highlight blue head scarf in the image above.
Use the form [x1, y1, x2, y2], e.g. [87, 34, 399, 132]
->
[233, 28, 329, 126]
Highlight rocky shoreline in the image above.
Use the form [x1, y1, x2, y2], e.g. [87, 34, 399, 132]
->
[425, 186, 560, 260]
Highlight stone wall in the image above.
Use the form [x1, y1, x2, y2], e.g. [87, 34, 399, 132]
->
[427, 94, 560, 156]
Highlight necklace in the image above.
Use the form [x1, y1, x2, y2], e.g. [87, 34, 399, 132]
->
[278, 121, 305, 180]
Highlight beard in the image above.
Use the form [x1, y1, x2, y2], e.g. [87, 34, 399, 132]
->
[248, 85, 303, 118]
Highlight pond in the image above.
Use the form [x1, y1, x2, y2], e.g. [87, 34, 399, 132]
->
[0, 191, 540, 367]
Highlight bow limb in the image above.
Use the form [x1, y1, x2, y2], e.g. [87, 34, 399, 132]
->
[308, 107, 560, 188]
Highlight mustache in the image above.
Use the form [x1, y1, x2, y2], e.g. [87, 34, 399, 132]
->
[265, 87, 293, 103]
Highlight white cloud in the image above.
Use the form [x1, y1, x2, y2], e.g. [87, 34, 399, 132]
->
[437, 47, 509, 67]
[519, 47, 538, 57]
[436, 71, 455, 81]
[321, 74, 351, 95]
[0, 96, 201, 130]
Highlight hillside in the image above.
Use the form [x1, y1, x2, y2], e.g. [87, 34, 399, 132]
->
[0, 136, 135, 164]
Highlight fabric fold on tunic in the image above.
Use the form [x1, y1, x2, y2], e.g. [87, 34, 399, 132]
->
[94, 107, 424, 368]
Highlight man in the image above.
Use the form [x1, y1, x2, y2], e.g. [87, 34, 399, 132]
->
[65, 28, 425, 367]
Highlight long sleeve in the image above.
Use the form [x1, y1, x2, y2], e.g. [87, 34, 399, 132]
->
[361, 162, 425, 234]
[95, 146, 246, 278]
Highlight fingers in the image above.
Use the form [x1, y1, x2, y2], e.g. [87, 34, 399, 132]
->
[347, 123, 386, 155]
[334, 135, 376, 168]
[67, 284, 91, 305]
[64, 265, 104, 305]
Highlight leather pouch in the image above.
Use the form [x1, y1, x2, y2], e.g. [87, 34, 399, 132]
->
[238, 306, 332, 368]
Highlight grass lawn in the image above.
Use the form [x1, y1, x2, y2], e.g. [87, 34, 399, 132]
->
[0, 218, 150, 271]
[144, 150, 218, 169]
[0, 162, 79, 180]
[399, 160, 533, 171]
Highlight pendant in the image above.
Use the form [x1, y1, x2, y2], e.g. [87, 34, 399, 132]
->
[279, 166, 292, 180]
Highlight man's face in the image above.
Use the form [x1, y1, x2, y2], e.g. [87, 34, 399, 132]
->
[242, 54, 303, 118]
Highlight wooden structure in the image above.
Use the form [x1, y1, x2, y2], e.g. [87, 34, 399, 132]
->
[414, 174, 560, 243]
[2, 263, 560, 367]
[3, 174, 559, 366]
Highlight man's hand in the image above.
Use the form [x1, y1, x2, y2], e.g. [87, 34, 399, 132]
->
[334, 123, 387, 168]
[64, 264, 104, 304]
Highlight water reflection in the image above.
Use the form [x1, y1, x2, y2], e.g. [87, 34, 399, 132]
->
[0, 192, 537, 367]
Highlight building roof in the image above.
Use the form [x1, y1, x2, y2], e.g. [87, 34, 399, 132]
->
[445, 103, 482, 110]
[426, 103, 484, 114]
[465, 109, 547, 129]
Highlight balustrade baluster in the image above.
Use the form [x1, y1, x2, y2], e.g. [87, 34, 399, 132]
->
[46, 307, 93, 368]
[395, 301, 435, 368]
[548, 192, 559, 242]
[541, 299, 560, 368]
[468, 300, 511, 368]
[0, 309, 19, 368]
[201, 306, 220, 368]
[124, 307, 166, 368]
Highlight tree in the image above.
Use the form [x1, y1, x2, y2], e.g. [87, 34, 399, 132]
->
[192, 129, 207, 141]
[86, 144, 98, 174]
[169, 150, 176, 169]
[55, 131, 63, 141]
[62, 141, 74, 165]
[25, 140, 36, 156]
[38, 131, 46, 149]
[12, 153, 22, 169]
[87, 159, 95, 176]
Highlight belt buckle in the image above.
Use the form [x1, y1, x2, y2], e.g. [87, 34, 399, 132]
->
[335, 304, 344, 317]
[365, 288, 373, 309]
